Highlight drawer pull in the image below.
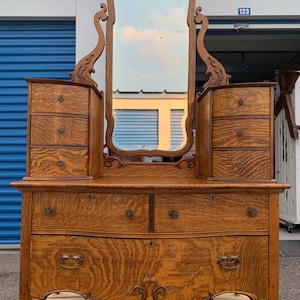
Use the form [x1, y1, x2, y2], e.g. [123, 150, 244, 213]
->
[169, 209, 179, 219]
[58, 126, 65, 134]
[248, 207, 257, 217]
[125, 209, 134, 219]
[236, 129, 244, 137]
[86, 194, 94, 200]
[57, 94, 65, 102]
[208, 195, 218, 201]
[59, 255, 83, 269]
[44, 207, 54, 216]
[235, 162, 244, 168]
[238, 98, 244, 106]
[57, 160, 65, 168]
[218, 256, 241, 270]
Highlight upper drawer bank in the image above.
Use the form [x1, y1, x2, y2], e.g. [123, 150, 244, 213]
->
[196, 83, 275, 181]
[25, 79, 104, 180]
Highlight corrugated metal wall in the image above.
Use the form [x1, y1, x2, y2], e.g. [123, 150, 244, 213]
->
[0, 21, 75, 246]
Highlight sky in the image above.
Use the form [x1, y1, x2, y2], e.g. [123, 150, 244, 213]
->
[113, 0, 189, 92]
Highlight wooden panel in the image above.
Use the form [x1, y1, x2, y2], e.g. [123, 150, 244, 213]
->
[213, 119, 270, 148]
[31, 83, 89, 115]
[29, 147, 88, 177]
[31, 115, 88, 146]
[29, 235, 268, 300]
[213, 87, 270, 117]
[155, 193, 268, 233]
[212, 150, 271, 179]
[32, 192, 149, 233]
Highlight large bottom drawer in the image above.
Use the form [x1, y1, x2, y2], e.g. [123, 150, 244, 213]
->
[28, 235, 269, 300]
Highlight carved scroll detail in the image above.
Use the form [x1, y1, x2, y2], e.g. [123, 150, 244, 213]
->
[70, 3, 108, 87]
[195, 6, 231, 90]
[103, 153, 125, 168]
[127, 277, 173, 299]
[174, 155, 196, 169]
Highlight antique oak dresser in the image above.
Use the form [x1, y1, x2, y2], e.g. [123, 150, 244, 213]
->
[11, 1, 289, 300]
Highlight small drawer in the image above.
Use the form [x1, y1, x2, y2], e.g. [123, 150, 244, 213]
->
[31, 115, 88, 146]
[154, 193, 268, 233]
[213, 118, 270, 148]
[32, 192, 149, 233]
[29, 147, 88, 178]
[213, 87, 270, 117]
[212, 150, 271, 179]
[31, 83, 89, 115]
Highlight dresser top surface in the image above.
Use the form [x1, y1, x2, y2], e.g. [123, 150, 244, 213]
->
[11, 176, 289, 194]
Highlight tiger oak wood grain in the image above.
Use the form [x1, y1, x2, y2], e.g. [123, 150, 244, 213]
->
[29, 235, 269, 300]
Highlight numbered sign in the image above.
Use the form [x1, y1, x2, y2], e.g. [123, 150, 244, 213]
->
[238, 8, 251, 15]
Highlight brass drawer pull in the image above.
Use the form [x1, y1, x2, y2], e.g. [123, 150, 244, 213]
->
[44, 207, 54, 216]
[125, 209, 134, 219]
[235, 162, 244, 168]
[169, 209, 179, 219]
[218, 255, 241, 270]
[59, 255, 83, 269]
[207, 195, 218, 201]
[238, 98, 244, 106]
[57, 94, 65, 102]
[58, 126, 65, 134]
[236, 129, 244, 137]
[57, 160, 65, 168]
[248, 207, 257, 217]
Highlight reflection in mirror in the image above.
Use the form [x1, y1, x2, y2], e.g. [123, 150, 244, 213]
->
[36, 290, 93, 300]
[107, 0, 195, 155]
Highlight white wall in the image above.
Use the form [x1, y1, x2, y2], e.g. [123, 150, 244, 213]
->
[196, 0, 300, 17]
[0, 0, 76, 17]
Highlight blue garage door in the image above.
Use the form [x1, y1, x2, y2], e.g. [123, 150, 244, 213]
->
[0, 21, 75, 247]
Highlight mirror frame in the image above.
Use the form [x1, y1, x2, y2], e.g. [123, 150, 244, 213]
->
[105, 0, 196, 157]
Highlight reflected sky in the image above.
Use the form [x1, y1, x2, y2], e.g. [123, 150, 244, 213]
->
[113, 0, 189, 92]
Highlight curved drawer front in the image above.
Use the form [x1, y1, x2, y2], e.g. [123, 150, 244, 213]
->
[29, 235, 268, 300]
[213, 87, 270, 117]
[31, 115, 88, 146]
[31, 83, 89, 115]
[212, 150, 271, 179]
[32, 192, 149, 233]
[154, 193, 268, 233]
[29, 148, 88, 177]
[213, 118, 270, 148]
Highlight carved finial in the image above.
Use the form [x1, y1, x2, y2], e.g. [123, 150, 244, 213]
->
[195, 6, 231, 90]
[70, 3, 108, 87]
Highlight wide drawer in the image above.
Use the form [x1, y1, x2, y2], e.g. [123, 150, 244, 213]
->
[29, 147, 88, 177]
[213, 118, 270, 148]
[30, 83, 89, 115]
[213, 87, 270, 117]
[212, 150, 271, 179]
[31, 115, 88, 146]
[155, 193, 268, 233]
[32, 192, 149, 233]
[28, 235, 268, 300]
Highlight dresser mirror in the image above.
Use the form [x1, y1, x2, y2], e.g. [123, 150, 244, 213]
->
[70, 0, 230, 159]
[105, 0, 197, 157]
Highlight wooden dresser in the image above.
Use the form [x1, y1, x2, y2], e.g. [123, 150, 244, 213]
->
[12, 80, 289, 300]
[10, 2, 289, 299]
